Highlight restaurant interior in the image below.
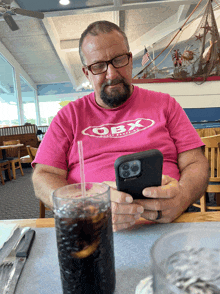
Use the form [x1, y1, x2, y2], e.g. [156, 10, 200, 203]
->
[0, 1, 220, 293]
[0, 0, 220, 203]
[0, 0, 220, 218]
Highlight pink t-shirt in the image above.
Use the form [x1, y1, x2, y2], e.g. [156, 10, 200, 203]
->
[33, 86, 203, 183]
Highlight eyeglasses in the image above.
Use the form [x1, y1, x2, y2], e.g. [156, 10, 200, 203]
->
[85, 53, 132, 75]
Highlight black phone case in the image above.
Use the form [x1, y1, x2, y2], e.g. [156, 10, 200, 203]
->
[114, 150, 163, 199]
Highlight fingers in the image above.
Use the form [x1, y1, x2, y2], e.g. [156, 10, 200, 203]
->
[108, 186, 144, 232]
[112, 213, 140, 232]
[105, 177, 180, 231]
[135, 175, 181, 223]
[141, 210, 172, 223]
[142, 175, 178, 199]
[111, 201, 144, 232]
[110, 185, 133, 204]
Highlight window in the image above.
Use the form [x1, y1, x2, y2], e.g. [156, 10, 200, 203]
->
[20, 75, 37, 125]
[0, 54, 19, 127]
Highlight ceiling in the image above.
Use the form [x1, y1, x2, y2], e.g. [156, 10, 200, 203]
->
[0, 0, 219, 92]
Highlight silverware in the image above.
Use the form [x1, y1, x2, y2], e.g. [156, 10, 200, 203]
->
[0, 263, 13, 292]
[1, 227, 30, 267]
[3, 229, 35, 294]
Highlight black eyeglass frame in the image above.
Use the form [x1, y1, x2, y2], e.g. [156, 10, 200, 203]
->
[84, 52, 132, 75]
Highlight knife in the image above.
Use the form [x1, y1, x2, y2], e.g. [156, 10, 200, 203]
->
[3, 229, 35, 294]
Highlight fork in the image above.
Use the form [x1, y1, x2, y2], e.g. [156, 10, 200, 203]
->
[0, 227, 31, 267]
[0, 263, 13, 291]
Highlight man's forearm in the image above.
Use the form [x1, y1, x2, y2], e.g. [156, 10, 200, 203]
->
[178, 160, 209, 211]
[32, 170, 68, 209]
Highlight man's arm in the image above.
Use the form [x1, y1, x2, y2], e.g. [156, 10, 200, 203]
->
[32, 164, 68, 209]
[138, 147, 209, 222]
[177, 147, 209, 211]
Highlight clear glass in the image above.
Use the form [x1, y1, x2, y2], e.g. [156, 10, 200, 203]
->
[53, 183, 116, 294]
[150, 227, 220, 294]
[20, 75, 37, 125]
[0, 53, 19, 127]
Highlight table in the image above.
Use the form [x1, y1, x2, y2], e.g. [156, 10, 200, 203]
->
[0, 213, 220, 294]
[1, 211, 220, 228]
[0, 144, 24, 160]
[0, 144, 24, 180]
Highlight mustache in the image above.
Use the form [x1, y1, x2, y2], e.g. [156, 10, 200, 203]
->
[103, 78, 125, 87]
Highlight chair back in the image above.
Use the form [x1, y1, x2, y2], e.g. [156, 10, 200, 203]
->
[202, 128, 217, 137]
[201, 135, 220, 182]
[3, 140, 21, 158]
[26, 145, 38, 162]
[196, 129, 204, 137]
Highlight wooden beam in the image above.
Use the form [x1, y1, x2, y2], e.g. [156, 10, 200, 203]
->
[42, 17, 79, 88]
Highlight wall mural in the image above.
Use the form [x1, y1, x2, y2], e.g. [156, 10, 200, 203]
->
[134, 0, 220, 82]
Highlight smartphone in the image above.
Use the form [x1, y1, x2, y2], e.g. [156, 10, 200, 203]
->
[114, 149, 163, 199]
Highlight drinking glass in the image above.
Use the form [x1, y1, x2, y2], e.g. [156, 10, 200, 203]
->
[53, 182, 116, 294]
[150, 227, 220, 294]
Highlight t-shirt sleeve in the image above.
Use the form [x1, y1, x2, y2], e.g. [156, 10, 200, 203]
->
[32, 106, 74, 170]
[166, 96, 204, 154]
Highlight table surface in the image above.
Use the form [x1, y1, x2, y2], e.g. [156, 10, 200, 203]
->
[0, 213, 220, 294]
[0, 211, 220, 228]
[0, 144, 24, 149]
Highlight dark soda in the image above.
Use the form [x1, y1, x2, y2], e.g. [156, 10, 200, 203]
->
[55, 206, 115, 294]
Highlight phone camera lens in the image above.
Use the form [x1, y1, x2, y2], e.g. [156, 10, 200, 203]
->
[122, 171, 130, 178]
[131, 164, 139, 172]
[122, 163, 129, 170]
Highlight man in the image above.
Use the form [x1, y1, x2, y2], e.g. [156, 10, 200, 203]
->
[32, 21, 209, 231]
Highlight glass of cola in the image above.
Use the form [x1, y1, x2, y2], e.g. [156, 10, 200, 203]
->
[53, 183, 116, 294]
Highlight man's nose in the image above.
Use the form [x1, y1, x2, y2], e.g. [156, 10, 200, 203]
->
[105, 63, 119, 80]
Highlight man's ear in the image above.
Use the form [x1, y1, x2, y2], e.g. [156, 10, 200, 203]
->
[82, 66, 89, 79]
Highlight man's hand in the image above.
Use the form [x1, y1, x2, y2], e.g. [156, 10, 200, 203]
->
[133, 175, 184, 223]
[134, 148, 209, 223]
[104, 181, 144, 232]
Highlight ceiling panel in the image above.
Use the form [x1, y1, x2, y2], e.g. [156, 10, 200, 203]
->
[125, 5, 180, 26]
[0, 19, 45, 38]
[124, 5, 180, 43]
[13, 50, 61, 65]
[30, 71, 70, 84]
[53, 11, 114, 40]
[21, 63, 65, 74]
[16, 0, 113, 12]
[2, 35, 53, 53]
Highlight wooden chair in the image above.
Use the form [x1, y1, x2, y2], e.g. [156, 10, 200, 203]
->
[26, 145, 38, 161]
[192, 134, 220, 211]
[202, 128, 217, 137]
[3, 140, 24, 180]
[0, 160, 12, 185]
[196, 129, 204, 137]
[26, 145, 50, 218]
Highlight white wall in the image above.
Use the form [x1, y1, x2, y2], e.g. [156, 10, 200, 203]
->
[133, 80, 220, 109]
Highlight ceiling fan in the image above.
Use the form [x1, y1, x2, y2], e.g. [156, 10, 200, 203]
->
[0, 0, 44, 31]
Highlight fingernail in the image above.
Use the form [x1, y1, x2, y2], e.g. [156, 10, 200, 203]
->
[137, 206, 144, 213]
[126, 196, 133, 203]
[143, 190, 151, 197]
[134, 214, 141, 219]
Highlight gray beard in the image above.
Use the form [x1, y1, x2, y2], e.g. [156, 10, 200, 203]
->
[100, 78, 131, 108]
